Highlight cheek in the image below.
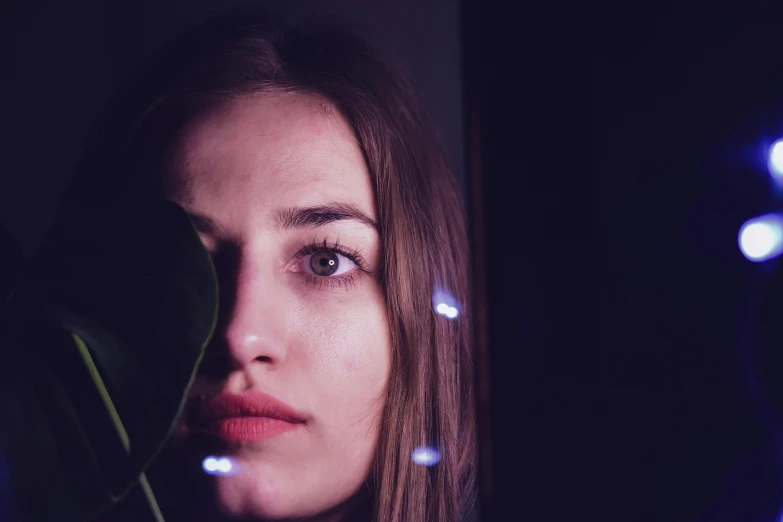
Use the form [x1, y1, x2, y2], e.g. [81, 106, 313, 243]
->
[295, 293, 391, 396]
[334, 327, 386, 387]
[343, 356, 359, 374]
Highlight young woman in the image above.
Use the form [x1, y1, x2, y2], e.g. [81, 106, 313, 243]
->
[66, 8, 476, 522]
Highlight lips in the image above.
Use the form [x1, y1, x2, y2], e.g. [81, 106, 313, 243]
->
[190, 391, 307, 443]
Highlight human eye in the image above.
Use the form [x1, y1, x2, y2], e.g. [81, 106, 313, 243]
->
[289, 238, 370, 290]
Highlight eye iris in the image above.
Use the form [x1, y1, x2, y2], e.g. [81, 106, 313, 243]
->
[310, 251, 338, 276]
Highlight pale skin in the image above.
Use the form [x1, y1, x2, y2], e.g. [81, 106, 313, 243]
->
[159, 93, 392, 521]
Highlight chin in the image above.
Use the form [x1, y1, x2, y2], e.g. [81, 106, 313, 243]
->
[209, 470, 363, 522]
[213, 479, 290, 520]
[149, 436, 370, 521]
[208, 472, 320, 520]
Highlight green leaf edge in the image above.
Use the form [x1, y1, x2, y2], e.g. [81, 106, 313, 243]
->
[73, 333, 164, 522]
[72, 333, 131, 453]
[67, 204, 220, 522]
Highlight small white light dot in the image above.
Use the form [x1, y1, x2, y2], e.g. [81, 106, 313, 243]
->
[445, 306, 459, 319]
[202, 457, 218, 473]
[738, 214, 783, 262]
[436, 303, 450, 314]
[217, 458, 233, 473]
[770, 140, 783, 178]
[411, 446, 441, 466]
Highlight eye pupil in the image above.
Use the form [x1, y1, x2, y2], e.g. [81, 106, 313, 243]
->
[310, 251, 339, 276]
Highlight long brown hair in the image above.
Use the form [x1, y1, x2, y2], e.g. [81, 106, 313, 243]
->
[57, 7, 476, 521]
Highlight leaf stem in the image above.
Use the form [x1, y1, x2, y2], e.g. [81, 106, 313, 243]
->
[72, 333, 165, 522]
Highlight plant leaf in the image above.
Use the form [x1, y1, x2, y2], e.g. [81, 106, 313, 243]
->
[2, 198, 218, 521]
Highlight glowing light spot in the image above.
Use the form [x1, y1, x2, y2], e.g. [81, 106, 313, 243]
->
[738, 213, 783, 262]
[202, 456, 237, 476]
[770, 140, 783, 179]
[433, 289, 460, 320]
[436, 302, 459, 319]
[412, 446, 441, 466]
[217, 458, 232, 473]
[202, 457, 219, 473]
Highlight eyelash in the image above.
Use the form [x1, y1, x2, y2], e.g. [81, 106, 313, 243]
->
[292, 238, 371, 290]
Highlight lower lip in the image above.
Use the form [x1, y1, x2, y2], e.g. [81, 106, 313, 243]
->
[198, 417, 303, 443]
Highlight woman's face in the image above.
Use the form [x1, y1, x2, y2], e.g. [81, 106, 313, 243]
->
[159, 93, 391, 520]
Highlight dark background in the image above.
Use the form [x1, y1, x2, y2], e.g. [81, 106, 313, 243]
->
[6, 0, 783, 521]
[473, 0, 783, 521]
[594, 4, 783, 521]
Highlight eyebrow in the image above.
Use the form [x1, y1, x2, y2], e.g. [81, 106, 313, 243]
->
[276, 203, 378, 232]
[186, 202, 379, 236]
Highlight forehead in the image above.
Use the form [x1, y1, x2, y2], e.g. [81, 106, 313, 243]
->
[163, 93, 375, 220]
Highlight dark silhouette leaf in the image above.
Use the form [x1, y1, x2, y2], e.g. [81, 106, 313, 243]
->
[1, 198, 218, 521]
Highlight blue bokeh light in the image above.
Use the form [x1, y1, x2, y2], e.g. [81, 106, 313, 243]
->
[202, 456, 236, 476]
[738, 213, 783, 262]
[411, 446, 441, 466]
[433, 288, 460, 320]
[435, 302, 459, 319]
[432, 287, 459, 318]
[769, 140, 783, 179]
[202, 457, 218, 473]
[217, 458, 233, 473]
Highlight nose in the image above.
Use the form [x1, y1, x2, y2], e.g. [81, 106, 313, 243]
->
[198, 244, 287, 379]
